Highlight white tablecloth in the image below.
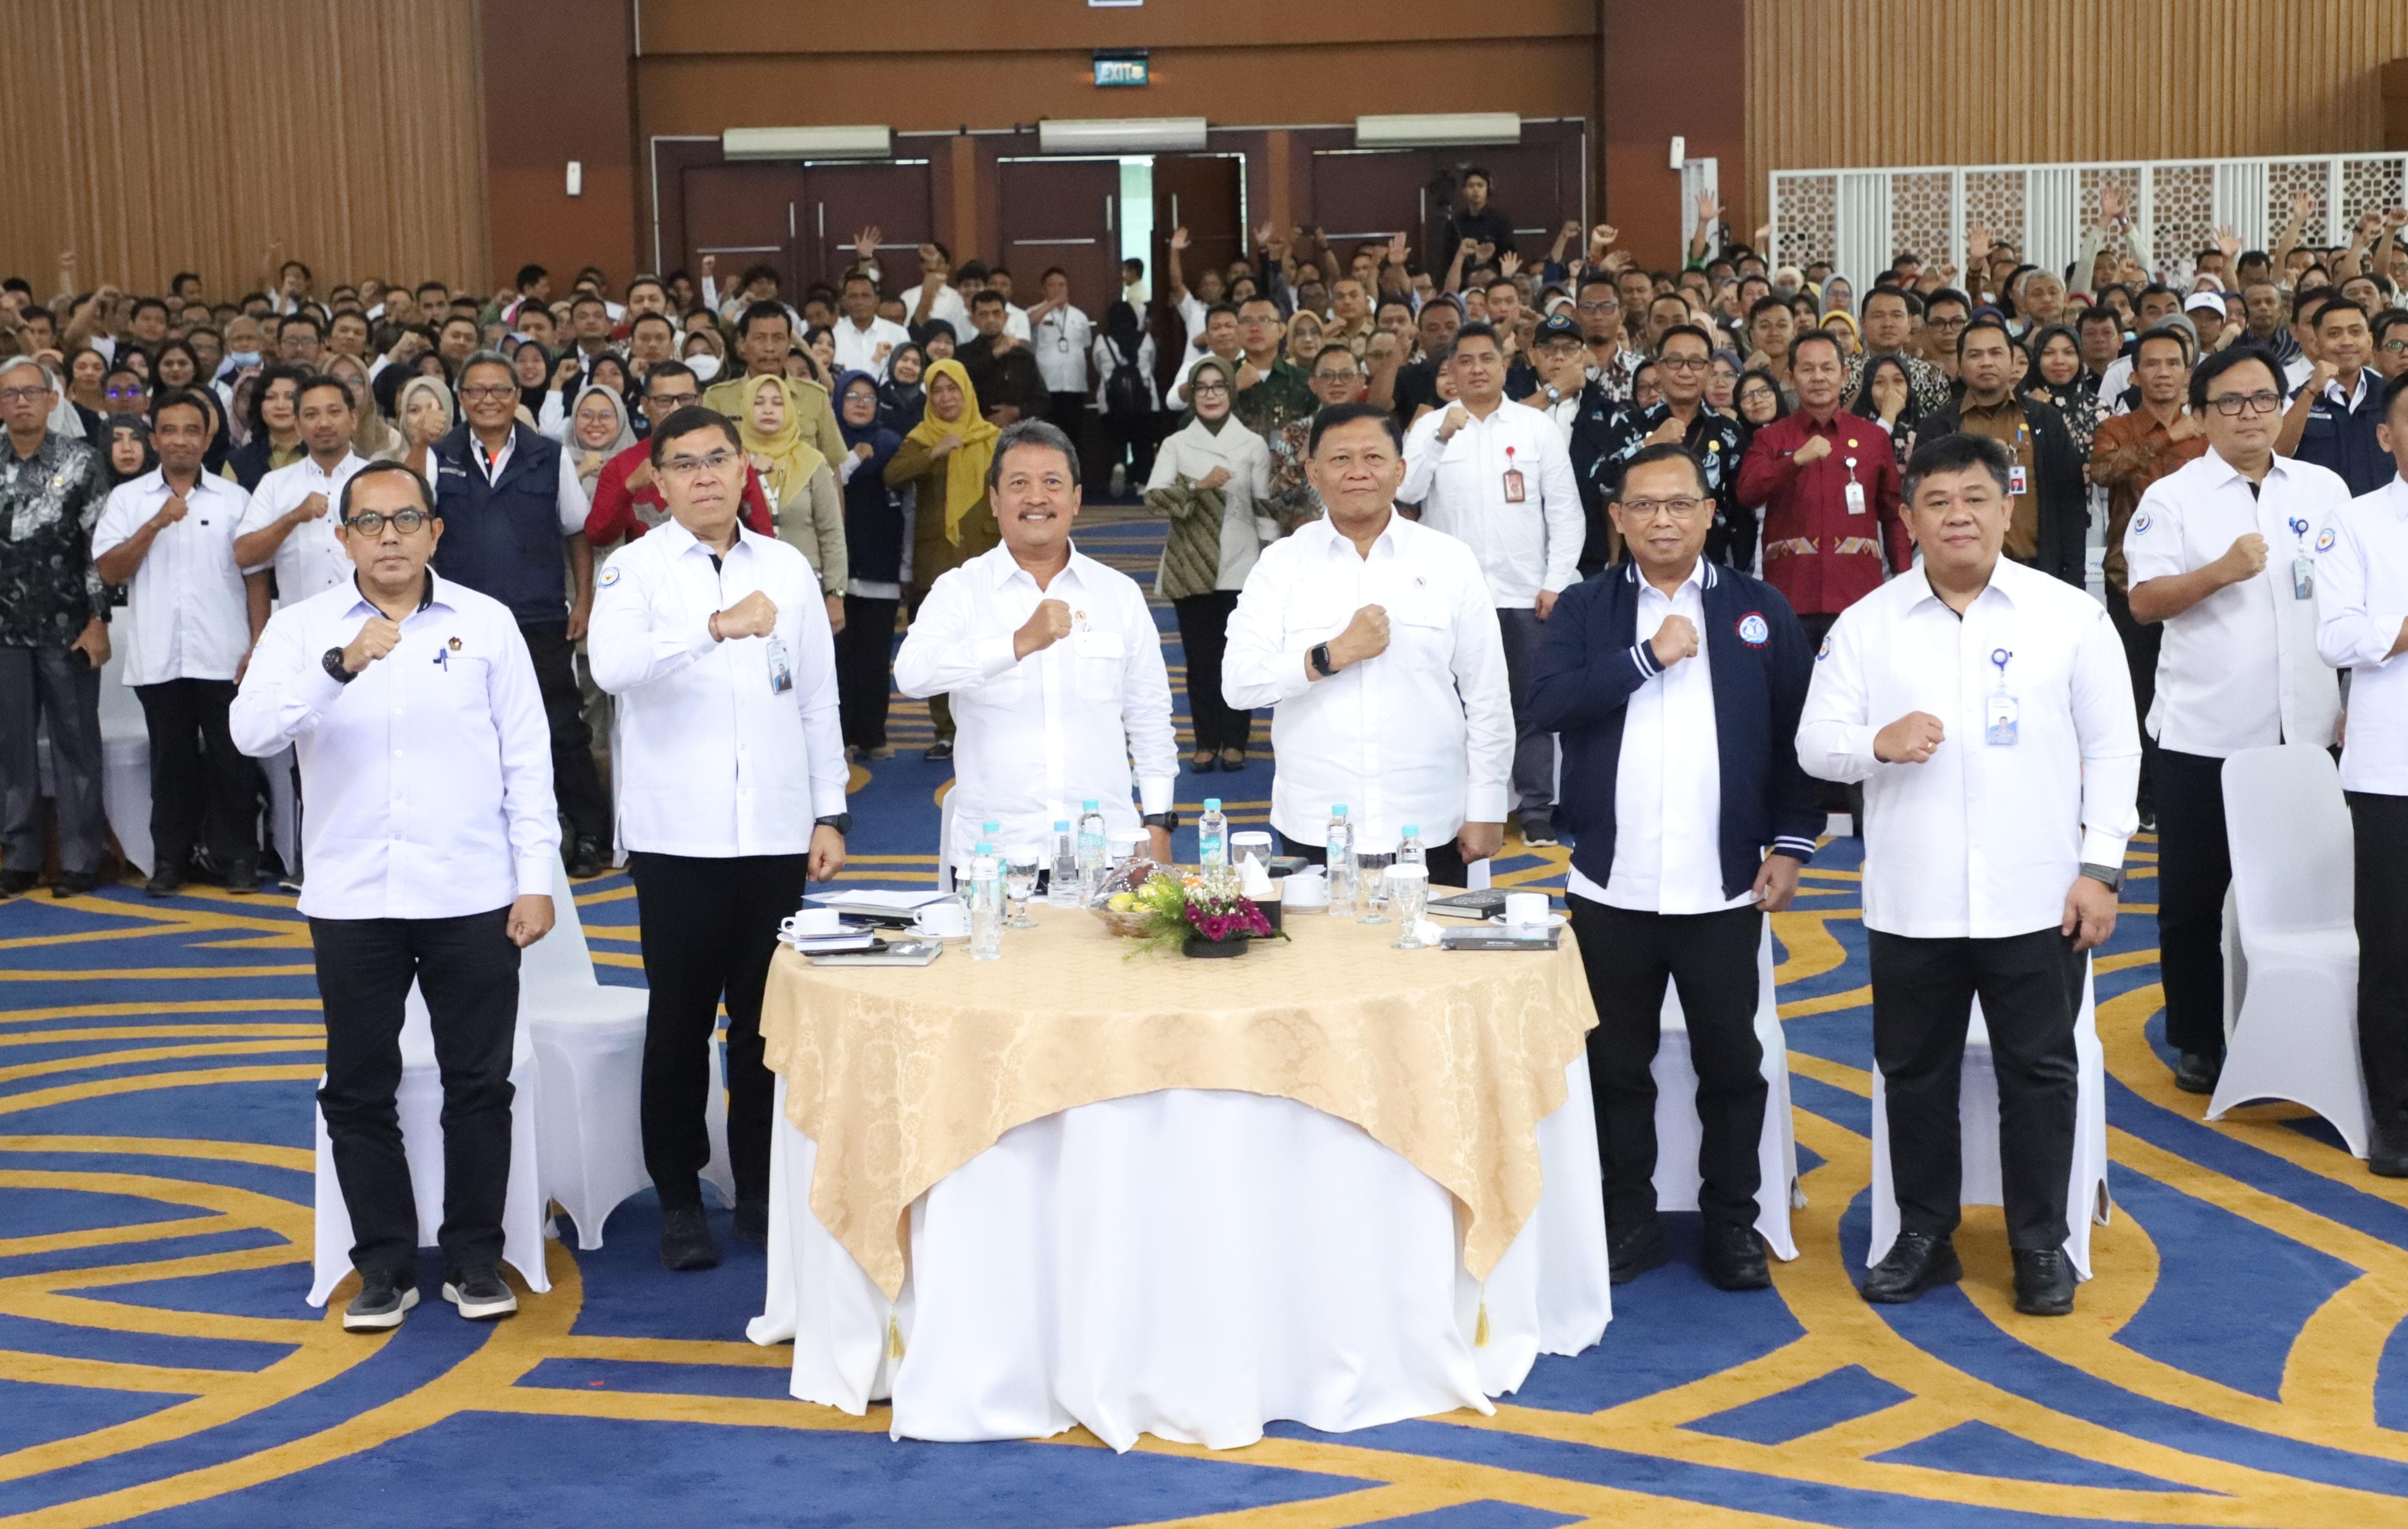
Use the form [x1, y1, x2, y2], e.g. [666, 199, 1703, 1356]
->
[747, 1062, 1611, 1450]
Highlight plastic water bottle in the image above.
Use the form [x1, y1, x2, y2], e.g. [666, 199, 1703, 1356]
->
[969, 841, 1004, 960]
[1397, 825, 1426, 876]
[1048, 819, 1079, 907]
[1075, 798, 1108, 906]
[1326, 804, 1357, 917]
[1198, 798, 1228, 887]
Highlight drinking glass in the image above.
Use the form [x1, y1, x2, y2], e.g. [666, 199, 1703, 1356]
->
[1389, 866, 1431, 947]
[1004, 848, 1040, 928]
[1355, 852, 1396, 924]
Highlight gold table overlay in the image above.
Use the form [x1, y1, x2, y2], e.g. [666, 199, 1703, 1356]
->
[759, 906, 1602, 1302]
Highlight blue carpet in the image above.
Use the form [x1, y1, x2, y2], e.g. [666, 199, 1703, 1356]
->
[3, 510, 2405, 1526]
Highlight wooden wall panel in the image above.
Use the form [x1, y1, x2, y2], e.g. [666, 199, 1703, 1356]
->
[0, 0, 487, 301]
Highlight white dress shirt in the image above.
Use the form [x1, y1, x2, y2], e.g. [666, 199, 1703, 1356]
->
[2124, 448, 2346, 756]
[898, 282, 971, 336]
[227, 570, 558, 920]
[1797, 557, 2141, 940]
[1145, 418, 1278, 590]
[588, 521, 847, 857]
[1032, 305, 1095, 394]
[2317, 475, 2408, 793]
[1399, 399, 1585, 608]
[237, 451, 370, 602]
[1223, 511, 1511, 851]
[1003, 302, 1033, 342]
[1566, 562, 1751, 915]
[893, 543, 1176, 869]
[832, 315, 912, 376]
[91, 469, 255, 686]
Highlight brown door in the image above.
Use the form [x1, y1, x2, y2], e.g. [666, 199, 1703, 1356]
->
[680, 163, 807, 297]
[1151, 153, 1243, 392]
[799, 161, 938, 295]
[994, 158, 1119, 319]
[1307, 141, 1580, 269]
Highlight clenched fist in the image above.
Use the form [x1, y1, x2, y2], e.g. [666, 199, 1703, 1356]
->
[1329, 604, 1392, 670]
[1649, 614, 1699, 668]
[292, 491, 329, 524]
[715, 589, 779, 641]
[1014, 598, 1074, 659]
[1792, 436, 1833, 468]
[2215, 531, 2269, 585]
[342, 615, 403, 672]
[1874, 711, 1947, 764]
[1437, 404, 1470, 442]
[154, 494, 190, 529]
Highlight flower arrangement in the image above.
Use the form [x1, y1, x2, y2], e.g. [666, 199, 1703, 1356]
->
[1110, 869, 1287, 958]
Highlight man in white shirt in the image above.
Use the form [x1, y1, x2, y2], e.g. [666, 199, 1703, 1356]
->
[899, 243, 972, 338]
[589, 406, 848, 1273]
[1800, 432, 2138, 1318]
[985, 265, 1036, 343]
[2315, 371, 2408, 1177]
[1029, 268, 1096, 456]
[1401, 322, 1584, 846]
[237, 374, 369, 628]
[830, 271, 909, 377]
[1224, 402, 1511, 887]
[2127, 347, 2348, 1096]
[1526, 444, 1821, 1293]
[894, 418, 1176, 873]
[91, 389, 262, 897]
[229, 460, 558, 1331]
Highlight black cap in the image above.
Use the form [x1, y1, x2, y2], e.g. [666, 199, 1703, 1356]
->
[1535, 311, 1582, 344]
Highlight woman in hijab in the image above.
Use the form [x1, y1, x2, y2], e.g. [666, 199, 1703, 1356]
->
[566, 383, 636, 498]
[380, 373, 456, 478]
[919, 319, 959, 366]
[1849, 352, 1921, 462]
[885, 357, 999, 760]
[1706, 348, 1743, 411]
[1820, 310, 1862, 358]
[831, 369, 905, 760]
[1144, 355, 1275, 774]
[104, 413, 155, 486]
[2022, 323, 2099, 458]
[879, 341, 927, 433]
[513, 341, 555, 398]
[678, 326, 727, 384]
[737, 373, 846, 630]
[1733, 366, 1788, 444]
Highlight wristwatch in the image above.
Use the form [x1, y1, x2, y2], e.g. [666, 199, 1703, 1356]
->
[2079, 862, 2124, 892]
[1309, 642, 1336, 678]
[1141, 811, 1179, 832]
[815, 813, 852, 836]
[322, 646, 358, 684]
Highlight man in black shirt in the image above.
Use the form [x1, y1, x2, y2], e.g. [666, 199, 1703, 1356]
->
[960, 290, 1049, 428]
[1387, 295, 1462, 427]
[1434, 166, 1519, 279]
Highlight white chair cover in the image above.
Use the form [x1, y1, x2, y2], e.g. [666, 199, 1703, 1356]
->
[1650, 918, 1803, 1258]
[2207, 745, 2369, 1154]
[750, 1065, 1612, 1450]
[1867, 960, 2112, 1279]
[96, 645, 150, 876]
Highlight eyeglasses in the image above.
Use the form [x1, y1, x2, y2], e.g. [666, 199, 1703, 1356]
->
[647, 391, 700, 409]
[2209, 389, 2284, 416]
[1576, 300, 1618, 314]
[1927, 314, 1970, 331]
[1657, 354, 1710, 372]
[344, 508, 434, 534]
[2382, 340, 2408, 354]
[1191, 381, 1230, 396]
[1620, 496, 1707, 520]
[459, 383, 517, 402]
[0, 385, 51, 405]
[104, 386, 147, 402]
[663, 448, 739, 477]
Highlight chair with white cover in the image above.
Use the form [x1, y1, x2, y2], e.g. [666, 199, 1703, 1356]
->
[95, 645, 151, 876]
[2207, 745, 2369, 1155]
[307, 978, 552, 1306]
[527, 858, 734, 1249]
[1867, 961, 2112, 1280]
[1651, 918, 1803, 1258]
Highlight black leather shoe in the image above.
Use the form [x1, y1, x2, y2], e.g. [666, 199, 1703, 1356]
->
[222, 859, 258, 895]
[1860, 1231, 1962, 1304]
[2172, 1050, 2222, 1094]
[733, 1197, 770, 1245]
[2367, 1127, 2408, 1178]
[53, 870, 102, 898]
[565, 836, 605, 879]
[2012, 1247, 2077, 1316]
[1607, 1214, 1669, 1285]
[0, 869, 37, 898]
[144, 864, 187, 898]
[659, 1205, 720, 1271]
[1701, 1221, 1772, 1291]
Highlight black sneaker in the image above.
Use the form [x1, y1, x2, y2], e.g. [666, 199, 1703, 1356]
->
[1701, 1221, 1773, 1291]
[441, 1265, 518, 1321]
[2011, 1247, 2076, 1317]
[343, 1272, 419, 1332]
[0, 868, 38, 898]
[926, 740, 954, 763]
[1606, 1214, 1669, 1284]
[144, 863, 188, 898]
[659, 1205, 721, 1271]
[733, 1197, 770, 1245]
[222, 858, 259, 896]
[1519, 816, 1560, 848]
[52, 870, 102, 898]
[565, 836, 605, 879]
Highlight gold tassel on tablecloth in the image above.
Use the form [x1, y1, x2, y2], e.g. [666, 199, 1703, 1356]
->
[1474, 1300, 1489, 1348]
[889, 1314, 906, 1359]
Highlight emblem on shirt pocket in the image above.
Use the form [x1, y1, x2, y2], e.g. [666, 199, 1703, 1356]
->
[1737, 612, 1770, 647]
[599, 565, 622, 588]
[2317, 526, 2337, 553]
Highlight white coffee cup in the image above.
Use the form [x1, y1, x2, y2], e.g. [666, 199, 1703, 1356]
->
[913, 902, 970, 939]
[780, 907, 840, 938]
[1504, 891, 1550, 928]
[1282, 870, 1330, 907]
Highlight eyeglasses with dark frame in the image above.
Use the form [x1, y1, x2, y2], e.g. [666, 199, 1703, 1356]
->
[2208, 389, 2284, 416]
[344, 508, 435, 535]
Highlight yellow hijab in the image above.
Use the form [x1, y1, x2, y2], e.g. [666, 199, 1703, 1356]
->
[735, 373, 829, 506]
[903, 357, 1000, 545]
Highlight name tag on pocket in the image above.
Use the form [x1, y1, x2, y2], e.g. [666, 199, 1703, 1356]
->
[1985, 692, 2019, 747]
[2293, 556, 2315, 601]
[2007, 464, 2029, 496]
[1843, 479, 1866, 516]
[766, 636, 793, 695]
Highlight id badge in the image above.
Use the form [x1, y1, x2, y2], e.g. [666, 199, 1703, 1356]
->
[1985, 692, 2019, 747]
[2293, 556, 2315, 601]
[2008, 464, 2029, 496]
[1502, 468, 1526, 503]
[1843, 479, 1867, 516]
[766, 635, 794, 695]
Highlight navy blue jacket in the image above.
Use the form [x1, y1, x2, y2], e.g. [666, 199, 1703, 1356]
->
[2296, 375, 2392, 497]
[1525, 560, 1822, 900]
[428, 424, 572, 625]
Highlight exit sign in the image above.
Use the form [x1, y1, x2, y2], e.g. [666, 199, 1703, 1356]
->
[1093, 51, 1148, 87]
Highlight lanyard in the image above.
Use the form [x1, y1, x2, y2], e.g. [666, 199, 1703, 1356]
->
[2286, 515, 2308, 546]
[1990, 647, 2012, 692]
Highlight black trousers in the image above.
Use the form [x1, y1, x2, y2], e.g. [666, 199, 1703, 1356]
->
[2350, 792, 2408, 1141]
[1494, 608, 1557, 824]
[1869, 927, 2083, 1250]
[2153, 747, 2230, 1057]
[1046, 392, 1109, 491]
[2104, 584, 2160, 816]
[1569, 896, 1766, 1231]
[310, 907, 520, 1281]
[0, 646, 105, 874]
[1278, 832, 1469, 894]
[519, 620, 610, 851]
[630, 850, 809, 1210]
[1172, 591, 1251, 753]
[1097, 408, 1159, 490]
[134, 678, 258, 871]
[837, 596, 900, 749]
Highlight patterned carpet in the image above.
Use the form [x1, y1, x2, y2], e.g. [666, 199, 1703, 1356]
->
[3, 514, 2406, 1527]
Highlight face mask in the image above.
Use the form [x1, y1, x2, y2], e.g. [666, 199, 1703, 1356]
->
[685, 354, 720, 383]
[225, 351, 260, 372]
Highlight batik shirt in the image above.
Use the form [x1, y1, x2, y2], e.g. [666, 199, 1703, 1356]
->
[0, 432, 109, 647]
